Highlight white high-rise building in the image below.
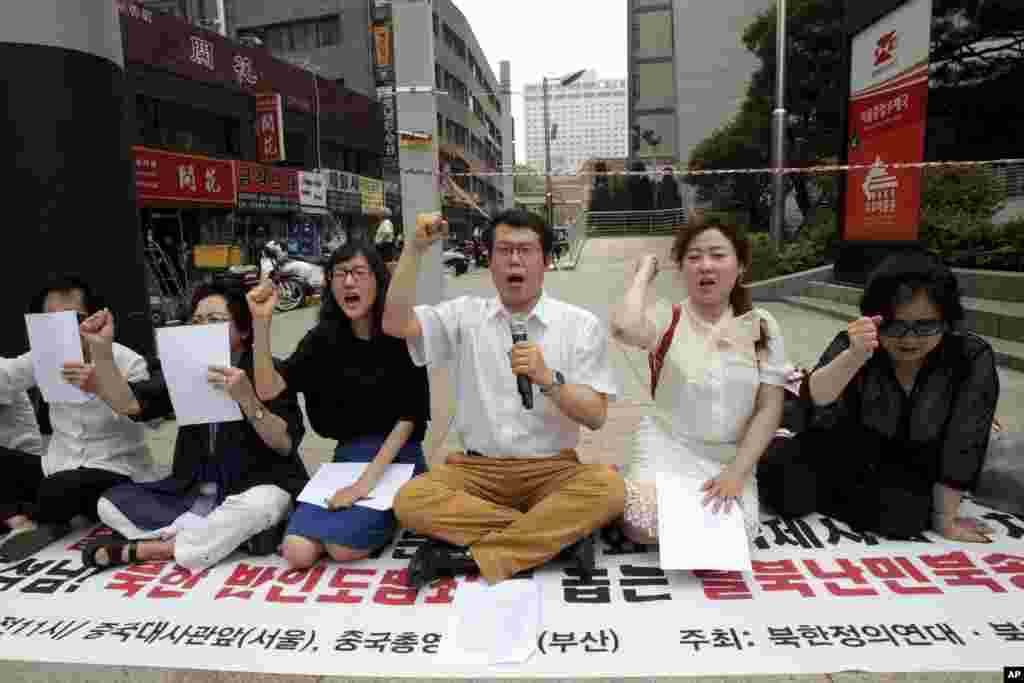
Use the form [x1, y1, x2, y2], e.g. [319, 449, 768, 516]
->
[523, 70, 627, 173]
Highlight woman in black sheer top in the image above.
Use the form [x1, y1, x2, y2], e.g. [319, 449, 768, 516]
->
[758, 251, 999, 542]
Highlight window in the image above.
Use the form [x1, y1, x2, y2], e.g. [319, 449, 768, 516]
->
[317, 17, 340, 47]
[256, 15, 341, 53]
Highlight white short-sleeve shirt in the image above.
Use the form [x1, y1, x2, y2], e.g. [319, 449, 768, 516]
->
[409, 293, 619, 457]
[0, 343, 155, 480]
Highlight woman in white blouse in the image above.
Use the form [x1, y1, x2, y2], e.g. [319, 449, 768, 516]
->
[610, 216, 787, 544]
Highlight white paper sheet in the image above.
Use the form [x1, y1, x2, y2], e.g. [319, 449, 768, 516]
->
[155, 324, 242, 426]
[296, 463, 415, 511]
[24, 311, 90, 404]
[656, 470, 752, 572]
[436, 579, 541, 666]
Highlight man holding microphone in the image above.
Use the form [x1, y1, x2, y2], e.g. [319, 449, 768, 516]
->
[383, 209, 624, 587]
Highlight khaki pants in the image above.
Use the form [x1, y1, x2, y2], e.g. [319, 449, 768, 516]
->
[393, 451, 625, 584]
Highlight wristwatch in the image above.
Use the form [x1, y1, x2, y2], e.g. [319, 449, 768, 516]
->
[540, 370, 565, 396]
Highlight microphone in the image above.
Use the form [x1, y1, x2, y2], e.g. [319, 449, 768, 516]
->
[509, 315, 533, 410]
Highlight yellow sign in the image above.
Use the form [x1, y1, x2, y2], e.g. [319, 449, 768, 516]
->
[359, 176, 385, 214]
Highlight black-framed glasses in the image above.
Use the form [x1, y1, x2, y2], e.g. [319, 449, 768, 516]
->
[878, 319, 946, 338]
[332, 267, 372, 282]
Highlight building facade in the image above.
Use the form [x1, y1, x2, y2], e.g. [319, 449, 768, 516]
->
[523, 71, 628, 174]
[121, 0, 387, 284]
[627, 0, 771, 167]
[429, 0, 513, 236]
[228, 0, 512, 240]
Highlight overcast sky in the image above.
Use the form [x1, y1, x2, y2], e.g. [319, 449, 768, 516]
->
[451, 0, 627, 164]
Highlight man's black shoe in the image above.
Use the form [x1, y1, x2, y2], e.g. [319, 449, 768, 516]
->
[407, 539, 479, 589]
[557, 533, 596, 579]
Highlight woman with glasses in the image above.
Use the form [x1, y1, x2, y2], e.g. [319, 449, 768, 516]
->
[757, 251, 999, 542]
[78, 283, 309, 571]
[247, 240, 430, 569]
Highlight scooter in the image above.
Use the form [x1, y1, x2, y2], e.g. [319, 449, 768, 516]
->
[442, 244, 469, 276]
[260, 240, 326, 312]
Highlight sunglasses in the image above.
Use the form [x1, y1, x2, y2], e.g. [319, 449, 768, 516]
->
[878, 318, 946, 338]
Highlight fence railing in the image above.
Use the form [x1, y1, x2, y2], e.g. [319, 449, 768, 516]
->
[586, 207, 689, 236]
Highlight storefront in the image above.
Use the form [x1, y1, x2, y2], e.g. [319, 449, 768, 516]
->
[133, 145, 238, 291]
[234, 161, 300, 263]
[293, 170, 330, 259]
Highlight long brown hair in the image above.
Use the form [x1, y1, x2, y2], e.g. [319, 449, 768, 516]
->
[670, 212, 766, 351]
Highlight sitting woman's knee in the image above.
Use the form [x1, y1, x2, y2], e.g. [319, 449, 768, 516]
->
[281, 535, 322, 569]
[325, 544, 372, 563]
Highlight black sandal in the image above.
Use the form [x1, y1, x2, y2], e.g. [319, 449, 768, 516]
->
[406, 539, 478, 589]
[81, 534, 139, 570]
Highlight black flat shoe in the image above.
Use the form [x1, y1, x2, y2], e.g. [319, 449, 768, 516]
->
[557, 533, 596, 579]
[0, 523, 72, 563]
[244, 521, 286, 556]
[406, 539, 479, 589]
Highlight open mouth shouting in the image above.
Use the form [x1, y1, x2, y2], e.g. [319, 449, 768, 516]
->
[697, 276, 717, 291]
[506, 274, 526, 287]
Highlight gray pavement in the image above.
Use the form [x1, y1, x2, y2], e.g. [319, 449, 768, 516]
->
[5, 236, 1017, 682]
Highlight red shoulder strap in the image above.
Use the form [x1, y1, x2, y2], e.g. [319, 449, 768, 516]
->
[648, 303, 682, 399]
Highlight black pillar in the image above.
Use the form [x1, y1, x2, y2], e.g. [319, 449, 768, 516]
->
[1, 2, 153, 357]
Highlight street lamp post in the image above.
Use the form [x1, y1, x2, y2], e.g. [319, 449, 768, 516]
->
[542, 69, 586, 228]
[770, 0, 788, 246]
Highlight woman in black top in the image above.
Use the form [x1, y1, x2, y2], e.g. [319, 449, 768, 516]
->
[250, 240, 430, 569]
[80, 283, 308, 570]
[758, 251, 999, 542]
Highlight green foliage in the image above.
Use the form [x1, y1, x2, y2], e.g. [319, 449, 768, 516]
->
[919, 167, 1007, 255]
[513, 165, 545, 196]
[745, 210, 836, 282]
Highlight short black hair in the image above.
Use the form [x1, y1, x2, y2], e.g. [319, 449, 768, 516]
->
[190, 281, 253, 349]
[481, 208, 554, 258]
[30, 273, 104, 315]
[860, 250, 965, 324]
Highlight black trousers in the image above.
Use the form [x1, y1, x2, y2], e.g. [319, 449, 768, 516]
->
[756, 425, 936, 538]
[0, 446, 129, 525]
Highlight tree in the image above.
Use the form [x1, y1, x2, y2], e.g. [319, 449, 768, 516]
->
[627, 161, 654, 210]
[688, 96, 773, 230]
[721, 0, 1024, 232]
[513, 164, 545, 196]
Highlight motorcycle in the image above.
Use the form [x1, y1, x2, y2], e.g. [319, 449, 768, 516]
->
[260, 240, 326, 312]
[442, 243, 469, 277]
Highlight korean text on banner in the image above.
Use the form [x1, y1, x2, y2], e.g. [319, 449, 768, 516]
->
[844, 0, 933, 242]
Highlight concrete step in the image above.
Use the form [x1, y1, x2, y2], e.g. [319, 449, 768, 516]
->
[802, 281, 1024, 344]
[784, 295, 1024, 372]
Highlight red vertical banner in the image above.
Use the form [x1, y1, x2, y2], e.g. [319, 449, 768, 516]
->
[255, 93, 286, 163]
[845, 0, 932, 242]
